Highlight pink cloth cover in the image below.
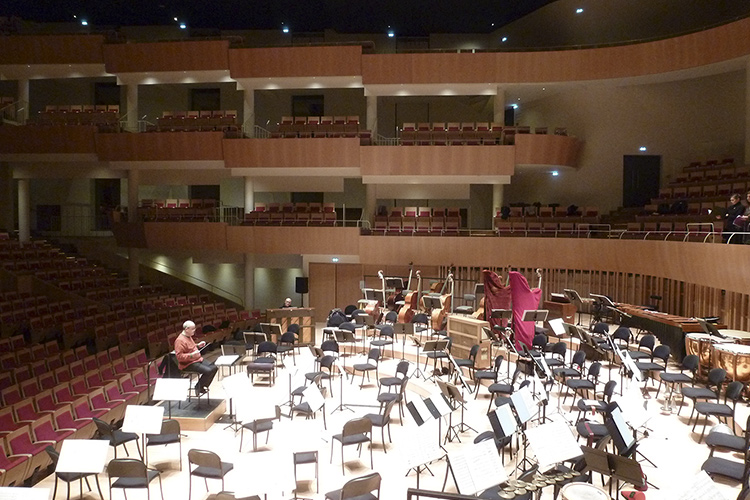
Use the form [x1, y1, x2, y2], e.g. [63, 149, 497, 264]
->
[509, 271, 543, 350]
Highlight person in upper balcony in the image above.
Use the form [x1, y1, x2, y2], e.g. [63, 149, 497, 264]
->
[718, 193, 745, 244]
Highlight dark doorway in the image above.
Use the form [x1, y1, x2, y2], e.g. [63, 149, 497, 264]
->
[291, 192, 324, 204]
[623, 155, 661, 208]
[94, 179, 121, 230]
[292, 95, 324, 117]
[36, 205, 61, 232]
[94, 82, 120, 106]
[190, 88, 221, 111]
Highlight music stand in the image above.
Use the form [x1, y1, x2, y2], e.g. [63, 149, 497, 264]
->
[222, 372, 252, 431]
[55, 439, 109, 500]
[121, 405, 165, 464]
[393, 322, 414, 360]
[525, 420, 583, 471]
[153, 378, 190, 419]
[590, 293, 616, 323]
[422, 339, 449, 378]
[581, 446, 647, 497]
[444, 439, 508, 495]
[522, 310, 549, 337]
[439, 381, 476, 441]
[385, 277, 405, 290]
[243, 331, 266, 356]
[404, 421, 446, 488]
[333, 328, 357, 362]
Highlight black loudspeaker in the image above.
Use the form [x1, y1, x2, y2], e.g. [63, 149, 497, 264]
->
[295, 277, 309, 294]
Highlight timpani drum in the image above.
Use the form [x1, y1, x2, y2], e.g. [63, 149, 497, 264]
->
[712, 343, 750, 382]
[684, 333, 732, 373]
[719, 329, 750, 346]
[560, 483, 609, 500]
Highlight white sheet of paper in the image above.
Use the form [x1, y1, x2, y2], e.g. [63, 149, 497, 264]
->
[511, 386, 536, 424]
[428, 392, 454, 417]
[525, 421, 582, 470]
[222, 372, 253, 401]
[303, 384, 325, 412]
[495, 403, 518, 436]
[121, 404, 165, 435]
[448, 439, 508, 495]
[672, 471, 727, 500]
[56, 439, 110, 474]
[549, 318, 566, 336]
[409, 396, 435, 424]
[215, 354, 240, 366]
[0, 487, 51, 500]
[152, 378, 190, 401]
[403, 421, 445, 470]
[532, 373, 548, 402]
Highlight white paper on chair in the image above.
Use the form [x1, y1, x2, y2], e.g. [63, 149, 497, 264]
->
[56, 439, 110, 474]
[510, 386, 536, 424]
[0, 487, 51, 500]
[671, 471, 727, 500]
[121, 405, 165, 435]
[303, 384, 325, 412]
[215, 354, 240, 366]
[525, 421, 582, 470]
[152, 377, 191, 401]
[403, 421, 444, 470]
[581, 399, 600, 407]
[447, 439, 508, 495]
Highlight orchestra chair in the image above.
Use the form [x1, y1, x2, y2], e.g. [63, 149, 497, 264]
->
[352, 348, 380, 387]
[377, 376, 408, 423]
[324, 471, 381, 500]
[291, 374, 328, 430]
[239, 405, 281, 452]
[378, 359, 409, 394]
[576, 380, 617, 422]
[187, 449, 234, 500]
[474, 355, 504, 399]
[145, 419, 183, 470]
[93, 417, 141, 460]
[692, 380, 744, 442]
[626, 334, 655, 361]
[564, 362, 602, 405]
[634, 344, 670, 389]
[215, 492, 261, 500]
[293, 450, 320, 496]
[107, 458, 164, 500]
[363, 399, 397, 453]
[45, 445, 105, 500]
[705, 415, 750, 459]
[370, 325, 395, 359]
[330, 417, 373, 474]
[656, 354, 698, 399]
[680, 367, 727, 418]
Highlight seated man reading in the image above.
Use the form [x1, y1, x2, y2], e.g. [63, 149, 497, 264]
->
[174, 320, 217, 396]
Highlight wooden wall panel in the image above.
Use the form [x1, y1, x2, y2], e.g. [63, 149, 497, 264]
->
[0, 35, 105, 64]
[223, 138, 360, 168]
[225, 227, 360, 255]
[309, 263, 335, 323]
[96, 132, 225, 161]
[360, 145, 515, 177]
[229, 45, 362, 78]
[103, 40, 230, 73]
[363, 17, 750, 84]
[144, 222, 228, 250]
[0, 126, 97, 154]
[514, 134, 583, 167]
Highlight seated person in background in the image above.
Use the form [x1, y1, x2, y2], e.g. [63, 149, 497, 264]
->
[281, 297, 293, 308]
[174, 320, 217, 396]
[718, 193, 745, 244]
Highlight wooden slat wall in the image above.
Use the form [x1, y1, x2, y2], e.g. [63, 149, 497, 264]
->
[103, 40, 230, 73]
[95, 132, 225, 161]
[222, 138, 361, 168]
[360, 145, 516, 177]
[229, 45, 362, 78]
[0, 35, 105, 64]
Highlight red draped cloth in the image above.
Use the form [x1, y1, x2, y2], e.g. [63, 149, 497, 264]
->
[482, 270, 512, 332]
[509, 271, 542, 350]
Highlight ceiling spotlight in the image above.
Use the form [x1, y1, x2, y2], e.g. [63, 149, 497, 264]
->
[511, 104, 518, 109]
[179, 22, 186, 29]
[552, 171, 559, 176]
[332, 257, 339, 263]
[501, 36, 508, 42]
[81, 20, 88, 26]
[639, 146, 647, 152]
[282, 25, 289, 33]
[387, 30, 395, 38]
[576, 8, 584, 14]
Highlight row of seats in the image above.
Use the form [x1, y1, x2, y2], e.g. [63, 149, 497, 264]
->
[242, 211, 337, 226]
[619, 221, 717, 241]
[656, 181, 749, 201]
[253, 201, 335, 213]
[671, 165, 748, 185]
[151, 109, 239, 133]
[371, 215, 460, 236]
[497, 206, 600, 218]
[684, 158, 736, 171]
[643, 201, 723, 216]
[399, 122, 567, 146]
[137, 198, 220, 223]
[140, 198, 218, 209]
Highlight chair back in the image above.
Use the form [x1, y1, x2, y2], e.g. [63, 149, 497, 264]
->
[45, 445, 59, 465]
[492, 355, 504, 372]
[725, 381, 745, 403]
[256, 341, 277, 356]
[588, 362, 602, 380]
[340, 472, 381, 499]
[367, 348, 381, 363]
[603, 380, 617, 401]
[652, 344, 670, 364]
[93, 417, 112, 437]
[188, 449, 221, 468]
[592, 322, 609, 335]
[551, 342, 566, 357]
[108, 458, 147, 479]
[571, 350, 586, 368]
[395, 360, 410, 377]
[343, 417, 372, 437]
[682, 354, 699, 373]
[639, 334, 656, 351]
[707, 368, 727, 389]
[161, 419, 180, 435]
[378, 325, 394, 338]
[321, 340, 339, 353]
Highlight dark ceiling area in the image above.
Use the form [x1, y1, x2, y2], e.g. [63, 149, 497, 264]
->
[1, 0, 557, 36]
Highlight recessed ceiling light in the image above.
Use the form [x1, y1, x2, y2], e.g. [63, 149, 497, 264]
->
[639, 146, 647, 152]
[81, 20, 88, 26]
[501, 37, 508, 42]
[552, 171, 559, 176]
[576, 8, 584, 14]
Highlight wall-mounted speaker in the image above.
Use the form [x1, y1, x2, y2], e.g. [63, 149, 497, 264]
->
[295, 277, 309, 294]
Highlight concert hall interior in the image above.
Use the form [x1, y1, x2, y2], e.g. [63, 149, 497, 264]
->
[2, 1, 750, 499]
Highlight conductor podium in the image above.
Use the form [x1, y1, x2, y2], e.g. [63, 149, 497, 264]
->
[266, 307, 315, 344]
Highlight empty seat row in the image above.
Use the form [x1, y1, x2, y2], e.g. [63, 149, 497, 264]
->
[243, 212, 337, 226]
[253, 201, 335, 213]
[152, 110, 238, 133]
[371, 215, 460, 236]
[496, 206, 599, 218]
[140, 198, 218, 209]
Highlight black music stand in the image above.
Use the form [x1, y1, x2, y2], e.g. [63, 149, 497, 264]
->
[439, 380, 476, 441]
[333, 328, 357, 362]
[522, 309, 549, 336]
[393, 322, 414, 360]
[581, 446, 647, 497]
[243, 331, 266, 356]
[605, 405, 658, 475]
[590, 293, 616, 323]
[422, 296, 443, 334]
[354, 312, 375, 348]
[422, 339, 450, 379]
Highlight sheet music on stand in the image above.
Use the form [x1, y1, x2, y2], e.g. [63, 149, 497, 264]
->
[152, 377, 190, 401]
[672, 471, 727, 500]
[407, 397, 436, 426]
[532, 373, 548, 403]
[0, 487, 51, 500]
[510, 386, 536, 425]
[617, 386, 651, 431]
[621, 351, 643, 383]
[403, 422, 445, 471]
[303, 384, 325, 412]
[215, 354, 240, 366]
[447, 439, 508, 495]
[525, 421, 583, 470]
[488, 404, 518, 438]
[425, 392, 454, 419]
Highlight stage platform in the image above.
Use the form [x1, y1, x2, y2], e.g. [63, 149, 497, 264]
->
[157, 398, 226, 432]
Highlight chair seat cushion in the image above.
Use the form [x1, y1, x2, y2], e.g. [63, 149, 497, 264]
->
[324, 489, 377, 500]
[705, 432, 745, 452]
[193, 462, 234, 479]
[247, 363, 274, 372]
[659, 373, 691, 384]
[576, 420, 608, 438]
[566, 380, 594, 391]
[376, 392, 400, 404]
[682, 387, 717, 400]
[628, 351, 650, 360]
[371, 340, 392, 347]
[702, 456, 745, 481]
[244, 420, 273, 433]
[694, 402, 733, 418]
[112, 469, 160, 488]
[474, 370, 497, 380]
[352, 363, 375, 371]
[147, 434, 179, 446]
[577, 399, 606, 412]
[294, 451, 318, 465]
[488, 383, 512, 395]
[554, 368, 581, 379]
[635, 362, 664, 372]
[332, 433, 370, 446]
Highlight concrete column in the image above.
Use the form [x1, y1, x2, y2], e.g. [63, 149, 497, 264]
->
[745, 62, 750, 164]
[17, 178, 29, 244]
[128, 248, 140, 289]
[243, 89, 255, 138]
[493, 184, 504, 217]
[365, 183, 377, 227]
[493, 87, 506, 125]
[128, 169, 140, 223]
[126, 84, 138, 132]
[17, 79, 29, 122]
[244, 177, 254, 213]
[0, 164, 13, 233]
[366, 94, 378, 139]
[244, 253, 255, 308]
